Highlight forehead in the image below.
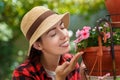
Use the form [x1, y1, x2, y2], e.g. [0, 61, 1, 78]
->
[41, 21, 62, 35]
[50, 21, 62, 29]
[47, 21, 62, 31]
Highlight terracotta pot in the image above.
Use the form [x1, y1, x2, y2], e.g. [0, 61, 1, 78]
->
[105, 0, 120, 22]
[82, 45, 120, 76]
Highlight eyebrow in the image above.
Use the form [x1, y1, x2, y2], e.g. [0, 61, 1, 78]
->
[46, 21, 62, 34]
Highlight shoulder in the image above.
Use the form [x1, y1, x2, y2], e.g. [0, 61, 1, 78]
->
[12, 60, 42, 77]
[15, 60, 33, 70]
[13, 60, 32, 76]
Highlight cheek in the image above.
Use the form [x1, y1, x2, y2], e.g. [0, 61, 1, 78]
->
[64, 29, 69, 36]
[43, 38, 59, 47]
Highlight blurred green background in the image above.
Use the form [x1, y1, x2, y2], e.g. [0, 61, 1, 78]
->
[0, 0, 108, 80]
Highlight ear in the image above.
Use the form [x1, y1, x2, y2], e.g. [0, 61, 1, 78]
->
[33, 41, 43, 50]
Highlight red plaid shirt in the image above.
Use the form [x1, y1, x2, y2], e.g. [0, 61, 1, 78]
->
[12, 53, 81, 80]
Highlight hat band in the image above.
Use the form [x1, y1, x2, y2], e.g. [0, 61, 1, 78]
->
[26, 10, 55, 41]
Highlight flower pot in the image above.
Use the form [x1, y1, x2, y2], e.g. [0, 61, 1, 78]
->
[82, 45, 120, 76]
[105, 0, 120, 22]
[111, 22, 120, 28]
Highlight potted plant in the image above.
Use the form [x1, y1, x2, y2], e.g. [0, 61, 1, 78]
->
[74, 18, 120, 77]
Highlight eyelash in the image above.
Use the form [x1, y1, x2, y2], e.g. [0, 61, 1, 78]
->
[50, 22, 65, 37]
[50, 32, 57, 37]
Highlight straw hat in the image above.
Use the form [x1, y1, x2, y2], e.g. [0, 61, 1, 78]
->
[20, 6, 70, 56]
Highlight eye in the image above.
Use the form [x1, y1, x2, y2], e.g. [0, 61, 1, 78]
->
[50, 33, 56, 37]
[49, 30, 56, 37]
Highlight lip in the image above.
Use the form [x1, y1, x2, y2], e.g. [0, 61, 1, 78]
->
[60, 41, 69, 47]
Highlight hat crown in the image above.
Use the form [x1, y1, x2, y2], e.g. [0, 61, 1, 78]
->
[20, 6, 50, 37]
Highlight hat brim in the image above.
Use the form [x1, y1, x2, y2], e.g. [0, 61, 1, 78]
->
[27, 12, 70, 56]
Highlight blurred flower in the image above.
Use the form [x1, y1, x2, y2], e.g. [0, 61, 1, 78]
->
[68, 30, 73, 38]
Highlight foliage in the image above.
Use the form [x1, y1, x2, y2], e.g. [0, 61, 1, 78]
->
[74, 19, 120, 50]
[47, 0, 105, 15]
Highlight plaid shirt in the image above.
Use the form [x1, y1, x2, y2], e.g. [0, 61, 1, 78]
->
[12, 53, 81, 80]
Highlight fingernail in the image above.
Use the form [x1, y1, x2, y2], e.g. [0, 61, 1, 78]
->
[67, 58, 71, 62]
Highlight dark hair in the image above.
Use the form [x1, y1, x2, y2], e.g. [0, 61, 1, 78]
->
[28, 38, 42, 64]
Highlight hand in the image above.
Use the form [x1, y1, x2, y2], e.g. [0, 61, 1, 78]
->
[55, 52, 84, 80]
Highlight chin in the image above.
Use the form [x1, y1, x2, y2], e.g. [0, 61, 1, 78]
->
[62, 49, 70, 54]
[58, 46, 70, 54]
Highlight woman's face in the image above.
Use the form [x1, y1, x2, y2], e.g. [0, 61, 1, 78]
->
[39, 21, 70, 55]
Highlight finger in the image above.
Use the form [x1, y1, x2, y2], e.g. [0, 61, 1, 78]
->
[70, 52, 84, 65]
[55, 61, 70, 75]
[60, 61, 70, 70]
[75, 51, 84, 60]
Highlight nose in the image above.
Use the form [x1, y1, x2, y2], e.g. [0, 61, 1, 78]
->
[59, 29, 69, 40]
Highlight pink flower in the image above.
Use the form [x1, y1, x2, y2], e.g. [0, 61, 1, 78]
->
[74, 26, 91, 43]
[75, 29, 81, 38]
[80, 29, 90, 40]
[74, 36, 83, 43]
[83, 26, 91, 32]
[103, 32, 111, 42]
[106, 32, 110, 39]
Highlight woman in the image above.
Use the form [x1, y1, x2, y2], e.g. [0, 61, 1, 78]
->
[12, 6, 84, 80]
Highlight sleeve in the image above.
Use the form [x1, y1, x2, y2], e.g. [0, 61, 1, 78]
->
[74, 62, 81, 80]
[66, 62, 81, 80]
